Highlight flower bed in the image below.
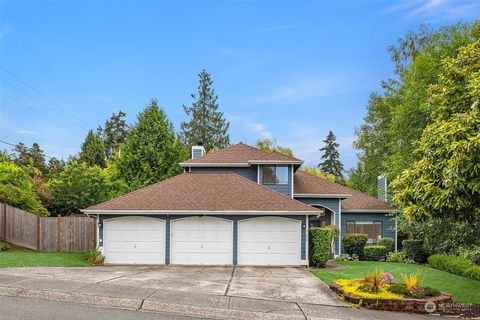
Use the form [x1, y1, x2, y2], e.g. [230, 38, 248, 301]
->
[329, 270, 453, 314]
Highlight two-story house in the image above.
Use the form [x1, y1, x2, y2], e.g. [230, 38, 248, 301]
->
[83, 143, 396, 266]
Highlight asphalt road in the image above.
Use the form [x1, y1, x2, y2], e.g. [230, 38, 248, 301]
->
[0, 296, 208, 320]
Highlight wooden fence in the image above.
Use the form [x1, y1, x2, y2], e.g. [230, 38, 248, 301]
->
[0, 203, 96, 252]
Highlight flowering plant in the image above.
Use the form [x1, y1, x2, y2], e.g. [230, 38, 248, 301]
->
[383, 272, 393, 283]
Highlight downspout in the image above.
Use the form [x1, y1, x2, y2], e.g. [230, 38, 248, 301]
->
[305, 214, 309, 267]
[338, 199, 342, 256]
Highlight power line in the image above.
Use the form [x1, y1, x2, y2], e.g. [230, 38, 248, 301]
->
[1, 66, 93, 130]
[0, 139, 54, 159]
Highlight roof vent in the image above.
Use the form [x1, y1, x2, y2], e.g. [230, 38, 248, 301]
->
[191, 146, 205, 159]
[377, 175, 388, 202]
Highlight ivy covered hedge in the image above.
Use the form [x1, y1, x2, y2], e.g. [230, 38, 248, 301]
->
[310, 227, 332, 268]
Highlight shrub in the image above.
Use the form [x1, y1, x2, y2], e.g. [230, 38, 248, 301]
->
[309, 227, 331, 268]
[458, 246, 480, 265]
[387, 283, 409, 295]
[86, 247, 105, 265]
[335, 254, 356, 261]
[343, 234, 368, 259]
[363, 270, 385, 293]
[377, 238, 395, 253]
[428, 254, 480, 281]
[386, 251, 406, 263]
[424, 287, 441, 297]
[363, 245, 388, 261]
[402, 240, 425, 262]
[0, 242, 10, 252]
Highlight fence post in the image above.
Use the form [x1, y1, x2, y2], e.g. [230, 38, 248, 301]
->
[2, 203, 7, 242]
[56, 215, 61, 252]
[36, 215, 40, 250]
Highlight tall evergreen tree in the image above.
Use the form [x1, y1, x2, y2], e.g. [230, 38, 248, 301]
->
[180, 70, 230, 151]
[318, 131, 344, 180]
[13, 142, 47, 176]
[79, 130, 106, 167]
[115, 99, 188, 190]
[98, 111, 129, 159]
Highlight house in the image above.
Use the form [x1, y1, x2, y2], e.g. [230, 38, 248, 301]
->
[82, 143, 396, 266]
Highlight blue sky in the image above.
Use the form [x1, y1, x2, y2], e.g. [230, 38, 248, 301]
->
[0, 0, 479, 169]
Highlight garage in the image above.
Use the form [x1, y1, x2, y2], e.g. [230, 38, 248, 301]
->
[103, 217, 165, 264]
[170, 216, 233, 265]
[238, 217, 301, 265]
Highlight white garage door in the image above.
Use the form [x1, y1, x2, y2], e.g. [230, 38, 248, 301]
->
[104, 217, 165, 264]
[238, 217, 301, 265]
[171, 216, 233, 265]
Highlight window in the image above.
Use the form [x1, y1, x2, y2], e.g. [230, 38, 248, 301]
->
[262, 165, 288, 184]
[346, 221, 382, 244]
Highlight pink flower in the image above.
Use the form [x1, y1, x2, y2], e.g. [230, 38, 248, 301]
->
[383, 272, 394, 283]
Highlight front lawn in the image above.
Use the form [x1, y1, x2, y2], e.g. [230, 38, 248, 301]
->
[0, 252, 91, 268]
[312, 261, 480, 304]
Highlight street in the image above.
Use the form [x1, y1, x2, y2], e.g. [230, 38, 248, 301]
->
[0, 296, 206, 320]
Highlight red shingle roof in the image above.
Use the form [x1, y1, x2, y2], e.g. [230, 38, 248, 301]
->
[180, 143, 302, 166]
[85, 172, 319, 212]
[294, 170, 395, 212]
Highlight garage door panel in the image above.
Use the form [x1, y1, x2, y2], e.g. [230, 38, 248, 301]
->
[238, 217, 301, 266]
[105, 217, 165, 264]
[171, 217, 233, 265]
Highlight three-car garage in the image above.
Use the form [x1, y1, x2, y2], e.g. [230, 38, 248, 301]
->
[101, 215, 304, 266]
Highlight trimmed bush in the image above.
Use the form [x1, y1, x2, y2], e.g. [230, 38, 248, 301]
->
[428, 254, 480, 281]
[364, 245, 388, 261]
[387, 251, 406, 263]
[310, 227, 331, 268]
[0, 242, 10, 252]
[378, 238, 395, 253]
[387, 284, 409, 295]
[343, 233, 368, 259]
[402, 240, 425, 262]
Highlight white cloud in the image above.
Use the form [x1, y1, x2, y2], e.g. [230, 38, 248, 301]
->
[250, 72, 352, 105]
[383, 0, 480, 19]
[12, 129, 36, 135]
[229, 115, 272, 140]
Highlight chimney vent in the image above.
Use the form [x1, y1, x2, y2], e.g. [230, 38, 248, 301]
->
[191, 146, 205, 159]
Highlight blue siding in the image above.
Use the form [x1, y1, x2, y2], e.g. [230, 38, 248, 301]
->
[259, 165, 292, 197]
[190, 166, 258, 182]
[341, 212, 396, 253]
[99, 214, 306, 265]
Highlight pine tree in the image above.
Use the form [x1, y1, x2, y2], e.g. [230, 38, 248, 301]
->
[79, 130, 106, 167]
[115, 99, 188, 190]
[98, 111, 129, 159]
[13, 142, 47, 176]
[180, 70, 230, 152]
[318, 131, 344, 180]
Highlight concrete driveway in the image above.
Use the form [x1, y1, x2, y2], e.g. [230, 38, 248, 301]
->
[0, 266, 443, 319]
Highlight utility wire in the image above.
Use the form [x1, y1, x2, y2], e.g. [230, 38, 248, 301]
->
[0, 139, 54, 159]
[1, 66, 93, 129]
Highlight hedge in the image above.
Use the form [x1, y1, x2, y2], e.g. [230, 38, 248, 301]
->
[377, 238, 394, 253]
[402, 239, 425, 262]
[363, 245, 388, 261]
[428, 254, 480, 281]
[310, 227, 331, 268]
[343, 233, 368, 259]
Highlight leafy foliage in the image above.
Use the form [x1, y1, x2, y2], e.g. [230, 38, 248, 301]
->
[401, 272, 421, 292]
[115, 99, 188, 190]
[378, 238, 395, 253]
[180, 70, 230, 152]
[309, 227, 332, 268]
[302, 167, 335, 182]
[48, 161, 117, 215]
[386, 251, 406, 263]
[387, 283, 409, 295]
[362, 270, 386, 293]
[79, 130, 106, 167]
[97, 110, 129, 159]
[255, 138, 293, 156]
[0, 161, 48, 216]
[428, 254, 480, 281]
[86, 247, 105, 265]
[13, 142, 47, 176]
[0, 242, 10, 252]
[343, 233, 368, 259]
[363, 246, 388, 261]
[318, 131, 344, 180]
[402, 240, 425, 262]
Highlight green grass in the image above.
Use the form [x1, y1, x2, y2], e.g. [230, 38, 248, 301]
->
[0, 251, 91, 268]
[312, 261, 480, 304]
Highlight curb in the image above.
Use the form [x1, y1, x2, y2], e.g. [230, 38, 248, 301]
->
[0, 286, 305, 320]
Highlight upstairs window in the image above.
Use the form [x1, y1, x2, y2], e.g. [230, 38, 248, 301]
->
[263, 165, 288, 184]
[346, 221, 383, 244]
